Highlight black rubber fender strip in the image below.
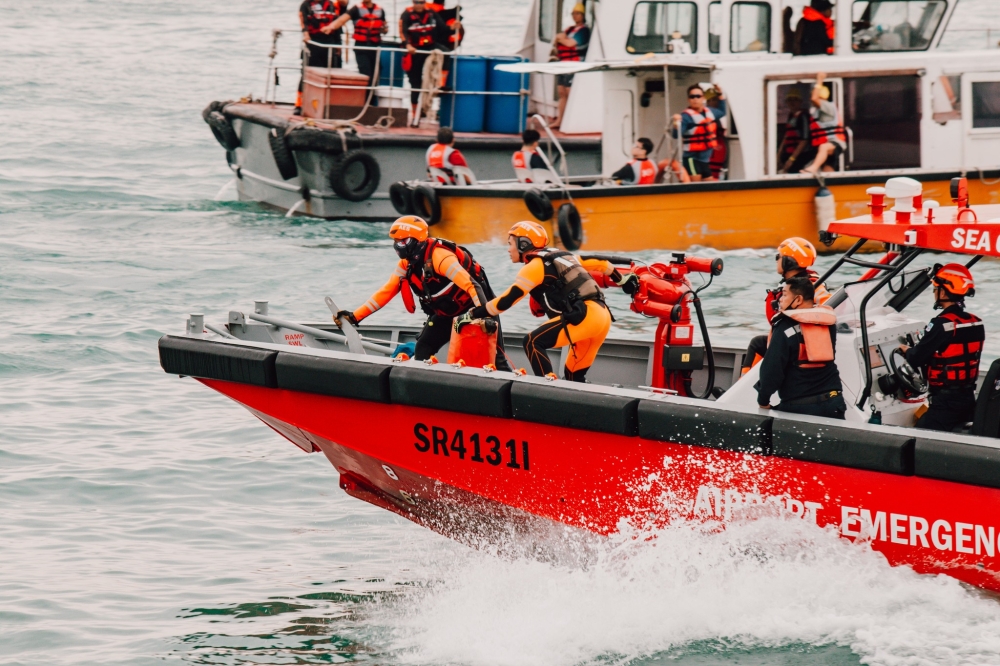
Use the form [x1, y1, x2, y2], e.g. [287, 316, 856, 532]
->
[222, 103, 290, 131]
[915, 437, 1000, 490]
[510, 382, 638, 436]
[275, 353, 391, 403]
[637, 400, 772, 453]
[158, 336, 277, 388]
[389, 366, 513, 418]
[286, 126, 361, 154]
[771, 417, 915, 475]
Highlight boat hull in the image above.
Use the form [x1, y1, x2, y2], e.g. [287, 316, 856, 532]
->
[431, 173, 1000, 251]
[206, 378, 1000, 592]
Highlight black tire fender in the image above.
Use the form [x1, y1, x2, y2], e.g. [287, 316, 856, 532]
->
[269, 128, 298, 180]
[557, 202, 583, 250]
[412, 183, 442, 225]
[206, 110, 240, 151]
[389, 182, 415, 215]
[329, 149, 381, 202]
[523, 188, 554, 221]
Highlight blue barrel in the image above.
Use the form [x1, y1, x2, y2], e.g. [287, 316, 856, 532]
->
[377, 43, 405, 88]
[439, 55, 487, 133]
[485, 57, 527, 135]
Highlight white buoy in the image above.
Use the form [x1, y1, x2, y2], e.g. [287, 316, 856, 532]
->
[815, 186, 836, 232]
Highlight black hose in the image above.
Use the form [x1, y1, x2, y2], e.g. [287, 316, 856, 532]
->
[691, 295, 716, 400]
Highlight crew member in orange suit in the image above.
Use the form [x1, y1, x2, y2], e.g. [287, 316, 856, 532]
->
[336, 216, 509, 369]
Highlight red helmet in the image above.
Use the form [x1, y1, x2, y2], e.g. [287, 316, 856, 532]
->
[933, 263, 975, 297]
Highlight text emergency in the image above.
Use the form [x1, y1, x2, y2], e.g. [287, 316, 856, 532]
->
[413, 423, 530, 470]
[842, 507, 999, 556]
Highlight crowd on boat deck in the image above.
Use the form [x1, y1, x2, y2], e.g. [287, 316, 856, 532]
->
[334, 218, 984, 432]
[294, 0, 462, 122]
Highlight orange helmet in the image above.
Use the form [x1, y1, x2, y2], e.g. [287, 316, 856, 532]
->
[389, 215, 429, 242]
[509, 220, 548, 255]
[776, 237, 817, 271]
[389, 216, 429, 259]
[933, 263, 975, 297]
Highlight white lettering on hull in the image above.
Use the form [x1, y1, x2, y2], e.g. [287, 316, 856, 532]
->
[691, 485, 822, 523]
[841, 506, 998, 556]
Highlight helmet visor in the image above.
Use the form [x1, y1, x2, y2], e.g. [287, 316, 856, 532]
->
[394, 238, 419, 259]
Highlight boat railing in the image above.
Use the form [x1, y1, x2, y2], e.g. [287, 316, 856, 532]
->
[264, 38, 531, 131]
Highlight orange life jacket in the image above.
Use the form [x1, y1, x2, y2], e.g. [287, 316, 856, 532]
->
[927, 309, 984, 389]
[426, 143, 456, 182]
[802, 6, 835, 54]
[512, 150, 535, 171]
[404, 238, 486, 317]
[682, 108, 718, 152]
[352, 4, 386, 43]
[303, 0, 342, 35]
[403, 8, 437, 48]
[557, 24, 589, 61]
[770, 307, 837, 369]
[627, 159, 658, 185]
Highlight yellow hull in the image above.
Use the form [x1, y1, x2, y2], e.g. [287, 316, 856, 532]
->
[432, 177, 1000, 252]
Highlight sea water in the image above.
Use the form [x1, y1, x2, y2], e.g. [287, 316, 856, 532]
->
[4, 1, 1000, 664]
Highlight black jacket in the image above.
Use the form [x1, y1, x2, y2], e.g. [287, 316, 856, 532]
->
[757, 313, 842, 405]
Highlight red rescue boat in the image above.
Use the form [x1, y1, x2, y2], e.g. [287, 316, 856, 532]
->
[161, 177, 1000, 591]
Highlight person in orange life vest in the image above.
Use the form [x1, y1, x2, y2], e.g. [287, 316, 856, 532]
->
[794, 0, 835, 56]
[900, 264, 984, 432]
[325, 0, 388, 86]
[295, 0, 348, 115]
[611, 138, 659, 185]
[456, 221, 631, 382]
[742, 237, 831, 375]
[400, 0, 444, 117]
[551, 4, 590, 130]
[757, 277, 845, 419]
[777, 88, 815, 174]
[671, 84, 726, 181]
[512, 129, 548, 181]
[335, 216, 510, 369]
[426, 127, 473, 184]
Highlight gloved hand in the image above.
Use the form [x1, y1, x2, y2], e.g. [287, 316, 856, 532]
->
[618, 273, 640, 296]
[453, 311, 475, 333]
[334, 310, 358, 327]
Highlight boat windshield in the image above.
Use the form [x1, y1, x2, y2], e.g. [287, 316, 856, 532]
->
[626, 1, 698, 54]
[852, 0, 947, 52]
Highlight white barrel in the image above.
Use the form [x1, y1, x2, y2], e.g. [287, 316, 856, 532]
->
[376, 86, 408, 109]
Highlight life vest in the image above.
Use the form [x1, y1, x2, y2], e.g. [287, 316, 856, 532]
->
[765, 269, 830, 322]
[781, 112, 802, 159]
[403, 8, 438, 48]
[802, 6, 835, 55]
[352, 4, 386, 43]
[626, 159, 658, 185]
[403, 238, 486, 317]
[927, 309, 985, 389]
[809, 107, 847, 148]
[523, 248, 605, 320]
[303, 0, 341, 35]
[426, 143, 456, 182]
[557, 24, 589, 62]
[778, 307, 837, 369]
[512, 150, 536, 171]
[682, 108, 718, 152]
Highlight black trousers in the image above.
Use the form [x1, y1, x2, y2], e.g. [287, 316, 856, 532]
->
[406, 52, 428, 105]
[916, 387, 977, 432]
[355, 47, 378, 84]
[742, 334, 768, 370]
[776, 393, 847, 419]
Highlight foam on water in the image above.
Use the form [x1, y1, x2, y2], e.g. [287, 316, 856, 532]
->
[376, 517, 1000, 666]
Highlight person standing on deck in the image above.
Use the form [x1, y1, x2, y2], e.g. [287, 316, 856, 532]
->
[671, 84, 726, 182]
[757, 278, 845, 419]
[901, 264, 984, 432]
[551, 4, 590, 130]
[325, 0, 389, 88]
[794, 0, 835, 55]
[400, 0, 444, 125]
[295, 0, 348, 116]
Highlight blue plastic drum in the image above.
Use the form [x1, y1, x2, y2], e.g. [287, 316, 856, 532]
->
[377, 43, 405, 88]
[485, 56, 527, 135]
[439, 55, 487, 133]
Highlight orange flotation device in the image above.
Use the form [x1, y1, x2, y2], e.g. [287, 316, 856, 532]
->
[657, 159, 691, 184]
[448, 319, 498, 368]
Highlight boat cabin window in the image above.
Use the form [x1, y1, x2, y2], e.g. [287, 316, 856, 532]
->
[852, 0, 946, 52]
[731, 2, 771, 52]
[539, 0, 557, 42]
[972, 82, 1000, 129]
[626, 2, 698, 54]
[708, 2, 721, 52]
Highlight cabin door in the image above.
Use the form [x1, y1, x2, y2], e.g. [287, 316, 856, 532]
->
[603, 89, 635, 177]
[961, 73, 1000, 170]
[766, 78, 843, 176]
[842, 75, 920, 170]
